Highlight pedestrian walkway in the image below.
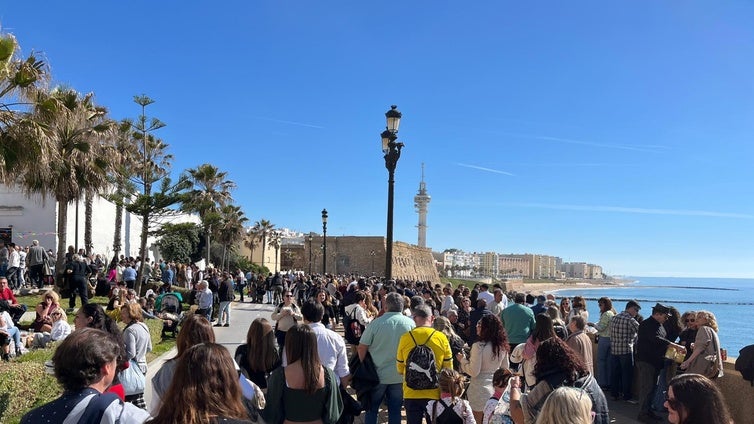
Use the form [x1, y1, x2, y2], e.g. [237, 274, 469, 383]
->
[144, 300, 643, 423]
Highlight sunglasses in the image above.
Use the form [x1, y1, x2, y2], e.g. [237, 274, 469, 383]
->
[664, 391, 681, 410]
[51, 312, 61, 316]
[285, 294, 292, 298]
[685, 319, 695, 323]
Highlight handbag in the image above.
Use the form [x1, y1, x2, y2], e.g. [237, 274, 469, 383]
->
[703, 332, 721, 378]
[119, 359, 146, 395]
[665, 346, 685, 364]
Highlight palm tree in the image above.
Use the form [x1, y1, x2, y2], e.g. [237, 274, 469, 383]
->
[216, 204, 248, 270]
[244, 228, 259, 263]
[106, 120, 138, 261]
[0, 31, 49, 182]
[182, 163, 236, 264]
[18, 87, 114, 273]
[252, 220, 275, 271]
[268, 230, 282, 272]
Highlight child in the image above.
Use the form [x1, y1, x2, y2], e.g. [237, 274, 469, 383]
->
[482, 368, 514, 424]
[426, 368, 476, 424]
[32, 307, 71, 348]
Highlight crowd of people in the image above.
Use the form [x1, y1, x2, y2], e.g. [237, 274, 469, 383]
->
[5, 262, 735, 424]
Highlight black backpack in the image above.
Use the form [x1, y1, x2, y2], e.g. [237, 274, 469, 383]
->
[405, 330, 439, 390]
[735, 344, 754, 386]
[344, 308, 364, 345]
[431, 398, 463, 424]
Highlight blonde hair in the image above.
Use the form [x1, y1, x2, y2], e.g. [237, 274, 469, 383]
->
[535, 387, 593, 424]
[696, 310, 719, 333]
[45, 290, 60, 304]
[52, 307, 67, 322]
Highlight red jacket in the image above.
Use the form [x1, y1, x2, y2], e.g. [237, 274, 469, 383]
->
[0, 287, 17, 304]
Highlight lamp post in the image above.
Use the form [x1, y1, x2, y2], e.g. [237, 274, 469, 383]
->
[307, 233, 313, 275]
[321, 209, 328, 275]
[370, 250, 376, 275]
[381, 105, 403, 280]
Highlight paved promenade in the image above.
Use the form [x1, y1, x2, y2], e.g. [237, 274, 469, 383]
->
[145, 300, 642, 423]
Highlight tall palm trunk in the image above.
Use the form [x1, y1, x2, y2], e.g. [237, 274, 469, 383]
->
[113, 199, 123, 259]
[84, 189, 93, 256]
[206, 225, 211, 265]
[55, 198, 68, 284]
[136, 210, 149, 294]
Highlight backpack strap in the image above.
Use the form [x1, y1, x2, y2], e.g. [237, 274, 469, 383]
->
[82, 392, 122, 423]
[409, 330, 419, 347]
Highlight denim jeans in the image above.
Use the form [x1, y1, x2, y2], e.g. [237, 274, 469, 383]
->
[596, 337, 612, 387]
[7, 326, 20, 350]
[218, 301, 231, 325]
[610, 352, 634, 400]
[365, 383, 404, 424]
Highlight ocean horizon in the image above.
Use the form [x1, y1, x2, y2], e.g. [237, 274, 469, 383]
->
[551, 276, 753, 357]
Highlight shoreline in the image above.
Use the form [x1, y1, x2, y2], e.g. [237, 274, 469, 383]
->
[516, 278, 635, 296]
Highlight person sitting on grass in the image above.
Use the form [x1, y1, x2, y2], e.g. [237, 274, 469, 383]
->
[31, 290, 61, 333]
[32, 306, 71, 348]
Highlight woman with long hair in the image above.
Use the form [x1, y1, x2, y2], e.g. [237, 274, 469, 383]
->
[664, 373, 732, 424]
[680, 310, 724, 379]
[148, 343, 252, 424]
[567, 296, 589, 322]
[31, 290, 60, 332]
[262, 324, 343, 424]
[315, 289, 337, 329]
[559, 298, 571, 321]
[151, 314, 215, 413]
[120, 302, 152, 409]
[510, 338, 609, 424]
[235, 317, 281, 389]
[587, 297, 615, 388]
[458, 314, 510, 423]
[515, 313, 557, 388]
[534, 387, 594, 424]
[677, 311, 698, 364]
[434, 315, 467, 371]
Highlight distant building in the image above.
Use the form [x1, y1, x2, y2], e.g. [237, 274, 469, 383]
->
[479, 251, 499, 277]
[561, 262, 604, 279]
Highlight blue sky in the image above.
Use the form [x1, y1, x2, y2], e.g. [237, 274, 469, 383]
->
[3, 1, 754, 277]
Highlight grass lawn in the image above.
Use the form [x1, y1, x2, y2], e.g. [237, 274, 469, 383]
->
[0, 289, 176, 423]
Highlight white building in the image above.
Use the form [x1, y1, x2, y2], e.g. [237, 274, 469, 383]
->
[0, 184, 199, 262]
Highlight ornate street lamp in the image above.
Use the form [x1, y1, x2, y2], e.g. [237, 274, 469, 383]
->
[382, 105, 403, 280]
[321, 209, 328, 275]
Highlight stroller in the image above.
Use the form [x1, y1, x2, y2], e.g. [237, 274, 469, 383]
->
[156, 292, 184, 338]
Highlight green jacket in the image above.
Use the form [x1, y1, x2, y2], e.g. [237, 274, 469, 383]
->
[261, 365, 344, 424]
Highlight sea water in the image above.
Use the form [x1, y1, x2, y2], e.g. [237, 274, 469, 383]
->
[551, 276, 754, 357]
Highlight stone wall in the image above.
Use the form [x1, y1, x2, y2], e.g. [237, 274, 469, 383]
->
[283, 236, 439, 282]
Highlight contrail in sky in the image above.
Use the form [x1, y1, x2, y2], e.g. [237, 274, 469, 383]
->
[457, 163, 515, 176]
[509, 202, 754, 219]
[497, 132, 668, 153]
[251, 116, 325, 129]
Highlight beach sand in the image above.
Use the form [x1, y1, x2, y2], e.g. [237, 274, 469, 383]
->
[515, 278, 633, 296]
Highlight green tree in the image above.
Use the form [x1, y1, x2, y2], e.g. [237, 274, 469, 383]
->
[154, 222, 201, 263]
[105, 120, 138, 261]
[182, 163, 236, 265]
[216, 204, 248, 270]
[18, 87, 114, 273]
[124, 95, 189, 294]
[252, 219, 275, 271]
[268, 230, 282, 272]
[0, 31, 48, 182]
[244, 228, 259, 263]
